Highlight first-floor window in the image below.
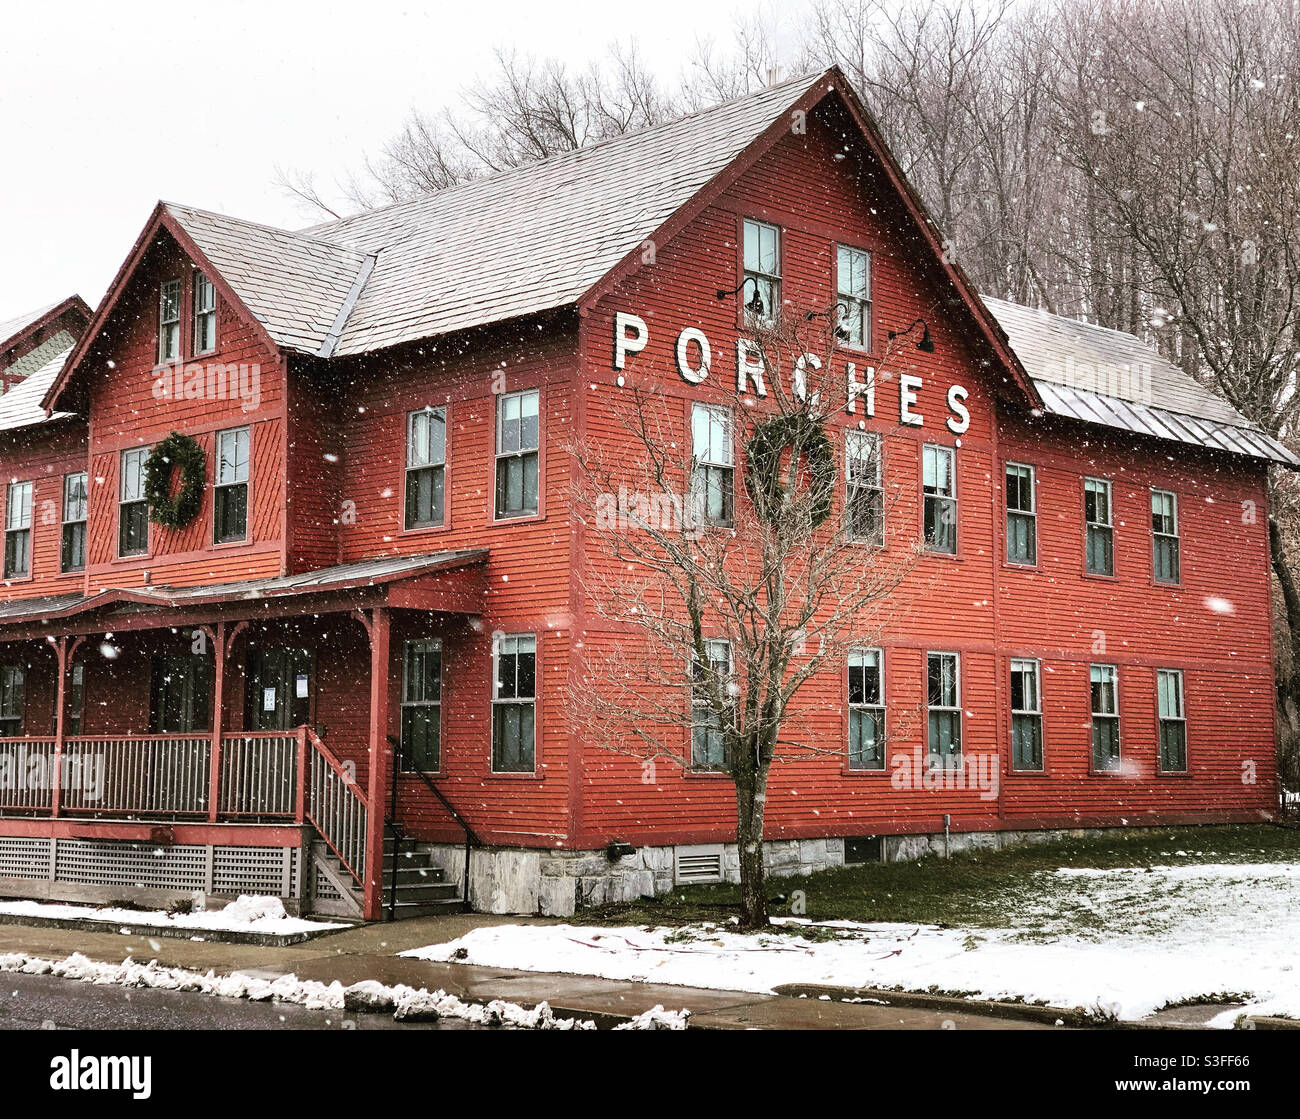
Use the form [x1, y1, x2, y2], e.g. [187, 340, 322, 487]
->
[119, 446, 150, 557]
[1091, 663, 1121, 771]
[923, 444, 957, 554]
[846, 430, 883, 544]
[492, 634, 536, 772]
[1157, 668, 1186, 772]
[692, 403, 733, 526]
[691, 638, 733, 771]
[67, 662, 84, 736]
[0, 665, 23, 737]
[848, 647, 884, 770]
[214, 427, 250, 543]
[401, 639, 442, 772]
[927, 651, 961, 768]
[1010, 658, 1043, 771]
[62, 471, 87, 572]
[4, 481, 32, 578]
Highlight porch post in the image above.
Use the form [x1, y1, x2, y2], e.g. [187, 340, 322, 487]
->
[206, 622, 224, 823]
[49, 634, 83, 820]
[364, 607, 391, 921]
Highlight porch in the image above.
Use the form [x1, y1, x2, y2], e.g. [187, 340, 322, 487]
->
[0, 551, 488, 920]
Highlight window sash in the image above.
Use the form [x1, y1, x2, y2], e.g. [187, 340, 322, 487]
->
[846, 432, 883, 544]
[400, 640, 443, 771]
[193, 273, 217, 354]
[743, 219, 781, 320]
[692, 405, 734, 526]
[0, 665, 23, 734]
[492, 634, 536, 773]
[926, 653, 961, 767]
[1159, 719, 1187, 772]
[159, 280, 181, 362]
[495, 392, 539, 518]
[1090, 664, 1118, 715]
[1092, 715, 1122, 770]
[497, 390, 539, 456]
[923, 445, 957, 554]
[121, 448, 148, 503]
[6, 482, 31, 531]
[848, 647, 884, 771]
[63, 472, 87, 524]
[120, 448, 150, 557]
[1010, 659, 1042, 770]
[407, 407, 447, 468]
[217, 428, 250, 485]
[1157, 669, 1184, 719]
[692, 640, 733, 770]
[837, 245, 872, 349]
[1085, 481, 1114, 575]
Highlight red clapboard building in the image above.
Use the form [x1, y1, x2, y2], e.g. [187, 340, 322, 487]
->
[0, 69, 1291, 920]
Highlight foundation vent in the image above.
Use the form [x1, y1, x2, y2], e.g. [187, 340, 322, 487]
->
[674, 844, 724, 885]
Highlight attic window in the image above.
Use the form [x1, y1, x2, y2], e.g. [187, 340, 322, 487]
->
[193, 273, 217, 355]
[158, 279, 181, 363]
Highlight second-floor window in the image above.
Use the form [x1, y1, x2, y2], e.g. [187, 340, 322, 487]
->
[846, 430, 883, 544]
[1005, 463, 1036, 565]
[405, 406, 446, 529]
[214, 427, 250, 543]
[192, 273, 217, 355]
[927, 651, 961, 769]
[743, 218, 781, 322]
[848, 647, 885, 770]
[1151, 489, 1180, 584]
[1010, 658, 1043, 771]
[1157, 668, 1187, 772]
[0, 665, 23, 737]
[692, 403, 733, 526]
[1084, 477, 1113, 576]
[61, 472, 87, 573]
[495, 389, 539, 519]
[158, 279, 181, 363]
[400, 638, 442, 772]
[692, 638, 733, 771]
[923, 444, 956, 554]
[119, 447, 149, 557]
[836, 245, 872, 349]
[1091, 663, 1121, 771]
[492, 634, 537, 773]
[4, 481, 32, 578]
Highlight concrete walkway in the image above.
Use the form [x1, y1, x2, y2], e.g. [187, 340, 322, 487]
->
[0, 914, 1052, 1030]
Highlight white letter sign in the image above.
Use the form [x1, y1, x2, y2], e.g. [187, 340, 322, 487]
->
[614, 312, 648, 370]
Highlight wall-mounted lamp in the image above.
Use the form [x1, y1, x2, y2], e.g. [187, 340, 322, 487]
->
[717, 277, 766, 318]
[888, 317, 935, 353]
[805, 303, 852, 343]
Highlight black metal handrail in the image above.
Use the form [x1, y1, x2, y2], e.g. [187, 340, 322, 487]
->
[388, 735, 480, 910]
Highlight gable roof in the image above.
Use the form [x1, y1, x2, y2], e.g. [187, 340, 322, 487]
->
[0, 295, 90, 353]
[983, 297, 1297, 466]
[0, 345, 74, 432]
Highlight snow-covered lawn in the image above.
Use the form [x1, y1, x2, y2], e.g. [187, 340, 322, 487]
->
[405, 862, 1300, 1025]
[0, 895, 345, 938]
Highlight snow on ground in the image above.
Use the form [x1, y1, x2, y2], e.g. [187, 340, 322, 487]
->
[0, 895, 345, 937]
[405, 862, 1300, 1025]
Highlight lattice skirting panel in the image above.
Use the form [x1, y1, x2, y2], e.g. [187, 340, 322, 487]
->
[0, 836, 300, 898]
[312, 861, 343, 900]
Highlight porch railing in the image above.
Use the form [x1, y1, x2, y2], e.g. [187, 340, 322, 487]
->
[0, 737, 55, 811]
[219, 733, 300, 817]
[62, 735, 212, 816]
[304, 727, 368, 887]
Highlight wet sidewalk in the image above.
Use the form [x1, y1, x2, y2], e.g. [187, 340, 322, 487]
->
[0, 913, 1051, 1030]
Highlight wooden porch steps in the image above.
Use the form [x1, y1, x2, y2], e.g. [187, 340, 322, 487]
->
[307, 837, 465, 920]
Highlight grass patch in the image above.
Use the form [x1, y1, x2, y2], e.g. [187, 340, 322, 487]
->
[585, 824, 1300, 930]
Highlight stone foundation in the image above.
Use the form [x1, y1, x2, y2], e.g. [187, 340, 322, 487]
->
[417, 826, 1131, 917]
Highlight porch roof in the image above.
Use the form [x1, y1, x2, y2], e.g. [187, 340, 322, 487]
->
[0, 550, 489, 631]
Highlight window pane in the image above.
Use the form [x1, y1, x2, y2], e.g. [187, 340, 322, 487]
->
[849, 708, 884, 770]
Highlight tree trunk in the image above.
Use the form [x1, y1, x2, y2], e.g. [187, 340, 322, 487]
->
[1270, 517, 1300, 703]
[734, 773, 769, 929]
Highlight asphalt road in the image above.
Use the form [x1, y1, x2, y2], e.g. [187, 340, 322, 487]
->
[0, 971, 484, 1030]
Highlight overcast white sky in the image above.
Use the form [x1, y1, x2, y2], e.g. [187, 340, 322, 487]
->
[0, 0, 808, 318]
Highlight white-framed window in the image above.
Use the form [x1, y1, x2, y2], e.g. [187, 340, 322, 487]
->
[846, 430, 883, 545]
[401, 638, 443, 772]
[1091, 663, 1121, 771]
[61, 471, 87, 573]
[158, 279, 181, 363]
[742, 218, 781, 322]
[4, 481, 32, 579]
[1151, 489, 1179, 583]
[927, 651, 961, 768]
[1005, 462, 1036, 565]
[848, 647, 885, 770]
[405, 406, 447, 529]
[923, 444, 956, 554]
[1157, 668, 1187, 772]
[1010, 658, 1043, 771]
[192, 272, 217, 355]
[214, 427, 250, 543]
[0, 665, 23, 738]
[119, 446, 150, 557]
[691, 638, 733, 771]
[1084, 477, 1113, 576]
[836, 244, 872, 349]
[492, 633, 536, 772]
[495, 390, 540, 519]
[691, 403, 733, 526]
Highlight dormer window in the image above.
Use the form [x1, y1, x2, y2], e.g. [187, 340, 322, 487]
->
[158, 280, 181, 363]
[742, 219, 781, 323]
[193, 273, 217, 355]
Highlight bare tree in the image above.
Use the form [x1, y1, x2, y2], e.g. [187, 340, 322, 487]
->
[568, 309, 919, 928]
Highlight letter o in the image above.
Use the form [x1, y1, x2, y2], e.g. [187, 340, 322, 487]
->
[676, 328, 711, 385]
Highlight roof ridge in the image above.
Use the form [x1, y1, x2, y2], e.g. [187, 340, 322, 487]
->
[982, 293, 1171, 346]
[162, 200, 364, 253]
[302, 70, 826, 238]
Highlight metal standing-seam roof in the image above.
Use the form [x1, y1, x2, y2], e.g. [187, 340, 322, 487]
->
[982, 296, 1298, 466]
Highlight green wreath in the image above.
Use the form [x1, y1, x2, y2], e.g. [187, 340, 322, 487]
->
[743, 414, 837, 528]
[145, 432, 206, 530]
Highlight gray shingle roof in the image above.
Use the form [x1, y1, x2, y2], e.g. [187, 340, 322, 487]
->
[0, 300, 65, 349]
[0, 345, 74, 432]
[982, 296, 1296, 466]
